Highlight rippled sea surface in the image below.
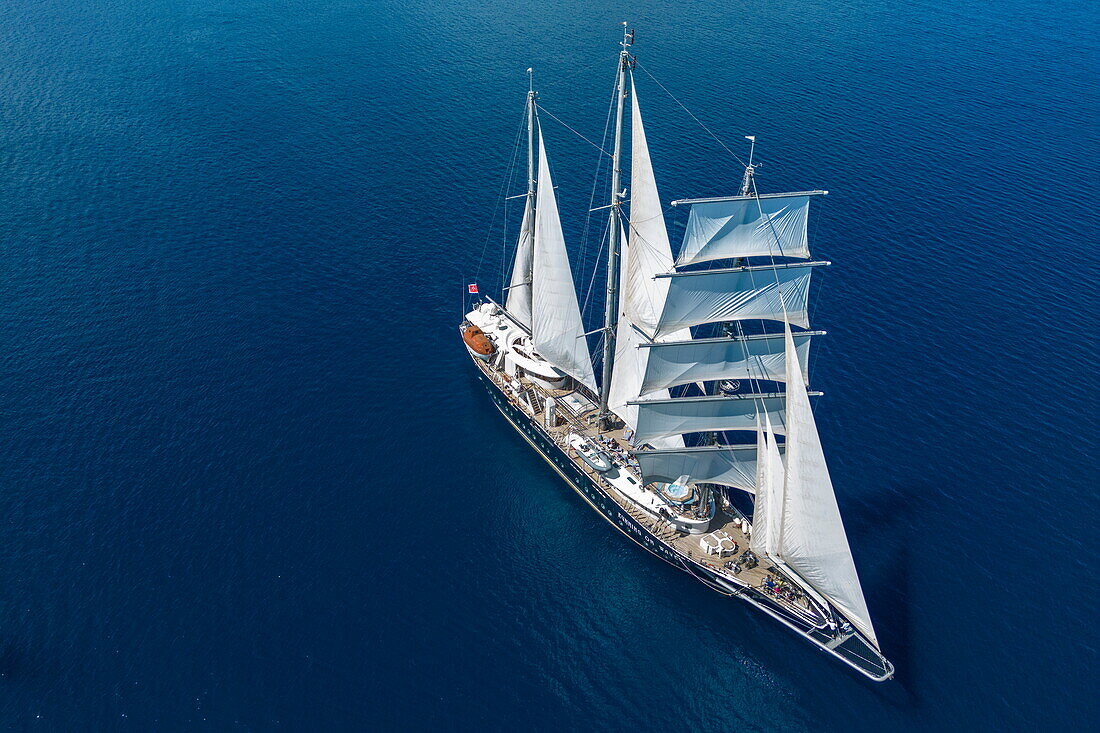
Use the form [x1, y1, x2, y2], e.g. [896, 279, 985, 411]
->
[2, 0, 1098, 728]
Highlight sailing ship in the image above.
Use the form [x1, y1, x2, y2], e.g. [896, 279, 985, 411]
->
[459, 27, 893, 681]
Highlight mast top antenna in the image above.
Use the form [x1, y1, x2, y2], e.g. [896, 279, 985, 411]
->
[740, 135, 758, 196]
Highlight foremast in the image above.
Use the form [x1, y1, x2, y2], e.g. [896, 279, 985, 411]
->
[598, 24, 634, 427]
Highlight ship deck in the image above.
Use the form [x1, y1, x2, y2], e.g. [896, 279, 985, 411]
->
[474, 356, 820, 623]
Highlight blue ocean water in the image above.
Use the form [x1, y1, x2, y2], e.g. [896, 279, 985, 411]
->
[2, 0, 1098, 728]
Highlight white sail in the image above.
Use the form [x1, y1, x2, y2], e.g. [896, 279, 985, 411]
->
[655, 265, 816, 336]
[777, 320, 878, 646]
[630, 393, 792, 444]
[531, 127, 597, 392]
[607, 77, 688, 430]
[506, 195, 534, 329]
[751, 421, 770, 554]
[623, 78, 678, 334]
[639, 332, 812, 394]
[609, 321, 686, 449]
[677, 195, 811, 266]
[763, 412, 785, 558]
[609, 326, 685, 449]
[751, 410, 785, 556]
[636, 444, 763, 491]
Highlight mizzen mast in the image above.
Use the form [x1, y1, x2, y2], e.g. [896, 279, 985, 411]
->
[598, 23, 634, 427]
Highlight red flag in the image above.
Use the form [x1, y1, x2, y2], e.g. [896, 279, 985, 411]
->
[468, 283, 479, 294]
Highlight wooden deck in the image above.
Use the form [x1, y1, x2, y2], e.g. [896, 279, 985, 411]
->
[478, 359, 818, 620]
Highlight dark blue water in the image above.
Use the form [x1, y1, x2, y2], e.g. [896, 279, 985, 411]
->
[2, 0, 1098, 728]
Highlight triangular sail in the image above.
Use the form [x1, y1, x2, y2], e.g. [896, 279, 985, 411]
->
[777, 320, 878, 647]
[607, 78, 687, 431]
[751, 420, 770, 554]
[531, 125, 597, 392]
[622, 77, 677, 335]
[506, 196, 534, 329]
[751, 410, 785, 557]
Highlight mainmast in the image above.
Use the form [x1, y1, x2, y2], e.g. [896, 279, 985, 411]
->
[599, 23, 634, 427]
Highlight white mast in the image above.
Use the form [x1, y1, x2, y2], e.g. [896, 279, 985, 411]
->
[598, 23, 633, 426]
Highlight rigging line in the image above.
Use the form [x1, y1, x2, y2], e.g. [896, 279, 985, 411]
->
[578, 72, 620, 312]
[501, 101, 532, 289]
[622, 210, 773, 414]
[621, 213, 676, 265]
[622, 214, 766, 401]
[503, 107, 532, 262]
[752, 178, 791, 259]
[591, 330, 607, 374]
[501, 129, 523, 297]
[498, 132, 524, 300]
[635, 61, 747, 168]
[580, 212, 612, 320]
[697, 184, 781, 410]
[535, 103, 613, 157]
[476, 103, 530, 284]
[748, 176, 825, 418]
[742, 175, 795, 402]
[576, 76, 620, 288]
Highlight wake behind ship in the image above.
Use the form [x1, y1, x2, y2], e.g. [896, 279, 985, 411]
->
[459, 27, 893, 682]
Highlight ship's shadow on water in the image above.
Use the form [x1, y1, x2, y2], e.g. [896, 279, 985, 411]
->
[0, 636, 60, 690]
[0, 639, 30, 680]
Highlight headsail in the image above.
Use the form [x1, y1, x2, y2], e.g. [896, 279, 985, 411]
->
[776, 320, 878, 646]
[750, 410, 785, 557]
[531, 125, 597, 392]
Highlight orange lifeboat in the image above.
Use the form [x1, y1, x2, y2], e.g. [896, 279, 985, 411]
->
[462, 325, 495, 360]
